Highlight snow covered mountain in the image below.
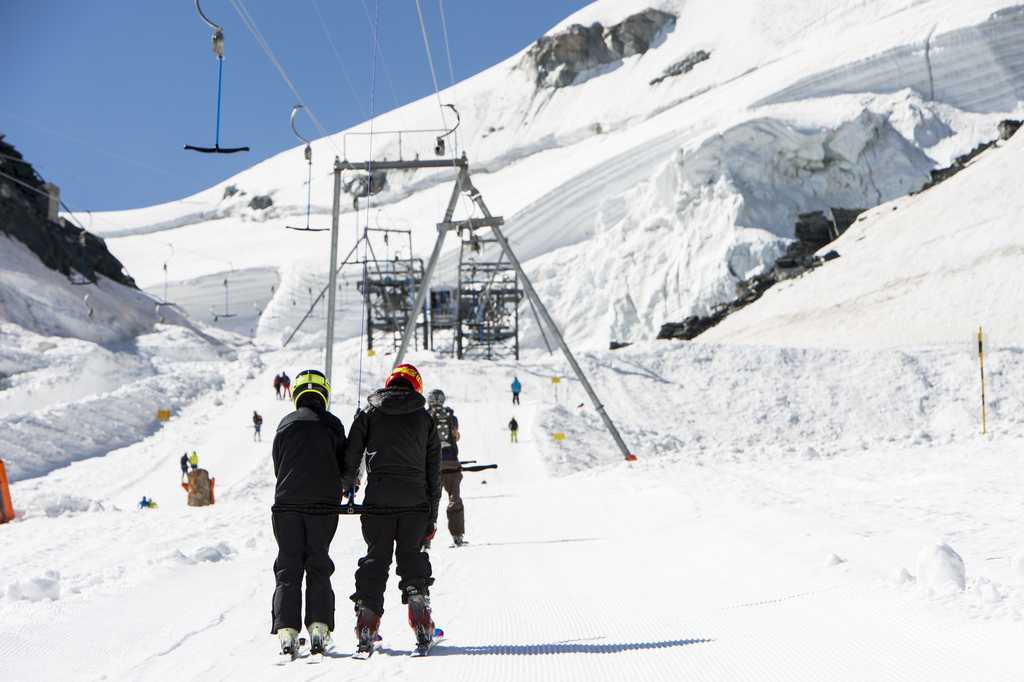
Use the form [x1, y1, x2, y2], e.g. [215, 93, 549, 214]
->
[4, 2, 1024, 680]
[83, 0, 1024, 352]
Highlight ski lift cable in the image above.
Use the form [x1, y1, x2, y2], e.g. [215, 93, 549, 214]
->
[356, 0, 383, 409]
[359, 0, 403, 116]
[437, 0, 459, 155]
[228, 0, 343, 159]
[0, 109, 204, 186]
[0, 154, 182, 203]
[413, 0, 450, 130]
[310, 0, 367, 119]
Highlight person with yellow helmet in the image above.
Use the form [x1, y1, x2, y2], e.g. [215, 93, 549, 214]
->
[270, 369, 346, 660]
[342, 363, 442, 656]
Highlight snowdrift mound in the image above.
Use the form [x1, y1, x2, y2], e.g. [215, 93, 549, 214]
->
[701, 126, 1024, 350]
[520, 91, 1011, 349]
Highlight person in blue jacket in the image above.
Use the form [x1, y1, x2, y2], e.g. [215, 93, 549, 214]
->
[511, 377, 521, 405]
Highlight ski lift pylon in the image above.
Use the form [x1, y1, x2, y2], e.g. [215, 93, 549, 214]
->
[286, 105, 327, 231]
[184, 0, 249, 155]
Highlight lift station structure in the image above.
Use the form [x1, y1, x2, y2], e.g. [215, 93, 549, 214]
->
[285, 152, 634, 460]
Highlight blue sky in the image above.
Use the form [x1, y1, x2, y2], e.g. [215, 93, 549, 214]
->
[0, 0, 589, 214]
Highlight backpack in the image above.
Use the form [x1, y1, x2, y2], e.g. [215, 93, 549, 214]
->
[430, 405, 455, 447]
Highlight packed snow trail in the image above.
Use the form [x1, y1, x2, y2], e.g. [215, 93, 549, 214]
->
[4, 346, 1024, 681]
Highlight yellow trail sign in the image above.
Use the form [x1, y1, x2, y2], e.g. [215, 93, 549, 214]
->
[552, 433, 565, 441]
[157, 410, 171, 421]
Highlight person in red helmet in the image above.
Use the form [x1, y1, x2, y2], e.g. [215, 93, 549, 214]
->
[342, 363, 442, 655]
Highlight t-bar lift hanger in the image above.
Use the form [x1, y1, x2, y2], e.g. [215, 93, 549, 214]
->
[184, 0, 250, 154]
[286, 105, 326, 231]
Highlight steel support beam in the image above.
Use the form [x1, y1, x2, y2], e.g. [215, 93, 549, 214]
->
[394, 167, 467, 366]
[325, 157, 342, 384]
[464, 177, 635, 461]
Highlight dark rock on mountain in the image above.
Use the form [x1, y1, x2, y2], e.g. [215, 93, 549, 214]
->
[0, 135, 136, 288]
[522, 9, 675, 88]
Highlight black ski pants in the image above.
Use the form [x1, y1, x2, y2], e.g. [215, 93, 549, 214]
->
[271, 512, 338, 634]
[351, 476, 433, 617]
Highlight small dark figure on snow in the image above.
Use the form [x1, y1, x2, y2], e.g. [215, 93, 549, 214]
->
[253, 410, 263, 441]
[428, 389, 465, 547]
[139, 496, 149, 509]
[509, 416, 518, 443]
[343, 363, 441, 655]
[180, 453, 189, 478]
[281, 373, 292, 400]
[271, 369, 346, 659]
[511, 377, 521, 405]
[274, 374, 283, 399]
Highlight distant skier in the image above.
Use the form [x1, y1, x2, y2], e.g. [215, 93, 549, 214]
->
[281, 373, 292, 400]
[189, 452, 199, 471]
[511, 377, 521, 405]
[509, 416, 518, 443]
[427, 389, 465, 548]
[253, 410, 263, 441]
[148, 499, 158, 509]
[274, 374, 283, 399]
[139, 496, 149, 509]
[343, 364, 441, 656]
[180, 453, 189, 479]
[270, 369, 346, 659]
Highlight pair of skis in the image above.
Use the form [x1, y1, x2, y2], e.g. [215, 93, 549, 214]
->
[352, 629, 444, 659]
[275, 637, 335, 665]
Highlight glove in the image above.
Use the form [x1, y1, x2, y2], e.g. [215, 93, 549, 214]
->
[424, 523, 437, 541]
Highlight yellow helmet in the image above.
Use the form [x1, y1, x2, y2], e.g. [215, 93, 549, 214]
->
[293, 369, 331, 410]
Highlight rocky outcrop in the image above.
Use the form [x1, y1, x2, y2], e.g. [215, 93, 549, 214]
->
[916, 120, 1020, 193]
[248, 195, 273, 210]
[0, 135, 136, 288]
[657, 208, 864, 341]
[521, 9, 675, 88]
[649, 50, 710, 85]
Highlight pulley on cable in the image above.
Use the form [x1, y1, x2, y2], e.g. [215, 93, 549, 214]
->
[433, 104, 460, 156]
[184, 0, 250, 154]
[286, 105, 326, 231]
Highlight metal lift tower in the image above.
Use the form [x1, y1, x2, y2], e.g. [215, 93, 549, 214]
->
[324, 153, 634, 461]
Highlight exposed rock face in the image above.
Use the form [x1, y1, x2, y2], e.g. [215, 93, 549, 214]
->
[248, 195, 273, 210]
[657, 208, 865, 341]
[522, 9, 675, 88]
[650, 50, 710, 85]
[916, 120, 1020, 193]
[0, 135, 136, 288]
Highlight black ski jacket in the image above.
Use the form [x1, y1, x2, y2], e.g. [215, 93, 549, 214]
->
[272, 405, 346, 507]
[342, 387, 441, 517]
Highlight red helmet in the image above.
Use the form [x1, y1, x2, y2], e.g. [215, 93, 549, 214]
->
[386, 364, 423, 393]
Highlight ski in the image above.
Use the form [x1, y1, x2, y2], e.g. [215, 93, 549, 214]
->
[308, 641, 334, 663]
[351, 635, 382, 660]
[411, 629, 444, 657]
[275, 638, 309, 665]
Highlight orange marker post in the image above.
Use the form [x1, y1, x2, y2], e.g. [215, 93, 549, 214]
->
[0, 459, 15, 524]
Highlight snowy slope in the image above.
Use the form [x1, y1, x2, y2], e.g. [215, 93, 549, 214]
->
[84, 0, 1024, 350]
[4, 1, 1024, 680]
[700, 122, 1024, 349]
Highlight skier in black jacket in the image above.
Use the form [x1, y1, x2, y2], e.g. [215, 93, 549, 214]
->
[342, 363, 442, 654]
[270, 369, 346, 659]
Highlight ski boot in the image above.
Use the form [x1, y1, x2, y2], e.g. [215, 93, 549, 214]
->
[405, 587, 436, 647]
[308, 622, 331, 655]
[354, 601, 381, 655]
[452, 534, 467, 547]
[278, 627, 300, 659]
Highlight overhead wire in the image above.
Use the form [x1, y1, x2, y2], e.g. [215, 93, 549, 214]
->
[356, 0, 383, 407]
[228, 0, 344, 159]
[359, 0, 402, 114]
[309, 0, 367, 120]
[0, 109, 204, 187]
[437, 0, 459, 156]
[0, 153, 181, 203]
[413, 0, 448, 121]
